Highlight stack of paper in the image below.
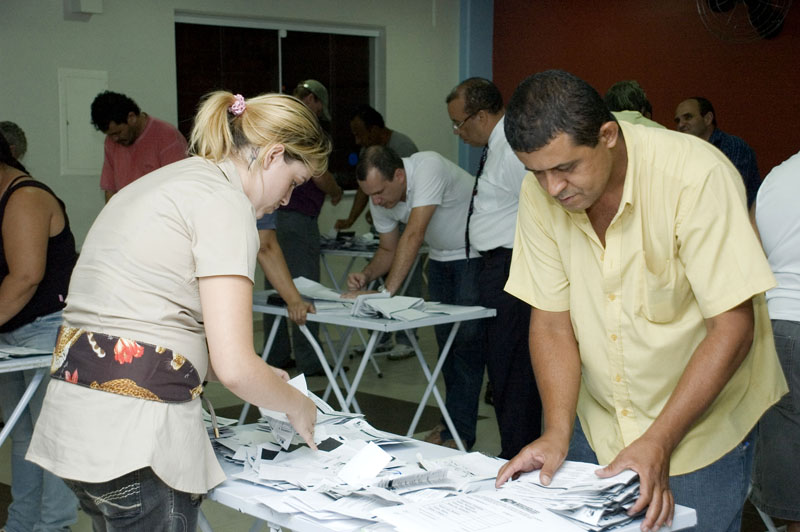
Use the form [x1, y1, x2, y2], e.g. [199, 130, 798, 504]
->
[498, 461, 641, 531]
[351, 293, 427, 321]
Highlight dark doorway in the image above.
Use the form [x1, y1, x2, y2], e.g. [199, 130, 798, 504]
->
[174, 22, 370, 179]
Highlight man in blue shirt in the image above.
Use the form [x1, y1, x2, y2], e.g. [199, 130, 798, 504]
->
[674, 97, 761, 206]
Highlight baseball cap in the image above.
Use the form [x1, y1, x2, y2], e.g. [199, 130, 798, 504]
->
[298, 79, 331, 121]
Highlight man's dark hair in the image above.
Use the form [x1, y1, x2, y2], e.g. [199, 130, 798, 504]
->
[505, 70, 615, 153]
[604, 80, 652, 115]
[446, 77, 503, 115]
[90, 91, 140, 132]
[0, 121, 27, 159]
[691, 96, 717, 127]
[351, 105, 385, 129]
[0, 130, 28, 174]
[356, 145, 404, 182]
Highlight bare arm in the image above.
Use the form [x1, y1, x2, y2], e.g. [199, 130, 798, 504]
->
[346, 227, 400, 292]
[256, 229, 314, 325]
[199, 275, 317, 448]
[335, 188, 369, 230]
[381, 204, 434, 295]
[496, 308, 581, 486]
[311, 171, 343, 205]
[0, 188, 58, 327]
[598, 299, 755, 531]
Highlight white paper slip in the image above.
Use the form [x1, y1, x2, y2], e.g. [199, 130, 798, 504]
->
[338, 442, 392, 486]
[375, 492, 586, 532]
[293, 277, 348, 302]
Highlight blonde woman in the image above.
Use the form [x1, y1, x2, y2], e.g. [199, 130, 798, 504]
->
[27, 92, 331, 530]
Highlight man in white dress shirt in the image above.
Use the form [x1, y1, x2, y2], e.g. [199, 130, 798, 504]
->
[347, 146, 485, 449]
[447, 78, 542, 458]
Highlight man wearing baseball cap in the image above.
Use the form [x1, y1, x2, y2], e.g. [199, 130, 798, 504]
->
[294, 79, 331, 121]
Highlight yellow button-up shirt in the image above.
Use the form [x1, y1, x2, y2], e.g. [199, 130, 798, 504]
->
[506, 121, 787, 475]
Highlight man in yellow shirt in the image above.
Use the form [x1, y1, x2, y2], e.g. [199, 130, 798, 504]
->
[495, 70, 787, 532]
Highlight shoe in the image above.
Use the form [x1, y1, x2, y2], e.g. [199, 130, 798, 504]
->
[387, 344, 415, 361]
[423, 424, 447, 445]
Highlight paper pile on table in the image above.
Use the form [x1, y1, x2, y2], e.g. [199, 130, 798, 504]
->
[497, 461, 641, 531]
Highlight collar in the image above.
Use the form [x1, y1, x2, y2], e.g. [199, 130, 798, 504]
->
[215, 158, 246, 194]
[487, 115, 506, 152]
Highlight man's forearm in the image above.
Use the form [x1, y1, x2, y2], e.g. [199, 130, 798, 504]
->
[383, 231, 424, 295]
[361, 247, 394, 286]
[312, 171, 342, 199]
[530, 309, 582, 441]
[640, 299, 755, 453]
[257, 233, 303, 305]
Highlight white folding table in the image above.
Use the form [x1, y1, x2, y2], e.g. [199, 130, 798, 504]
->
[246, 290, 495, 452]
[202, 424, 698, 532]
[0, 353, 51, 448]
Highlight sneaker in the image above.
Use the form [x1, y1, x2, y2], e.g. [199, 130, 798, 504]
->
[387, 344, 414, 361]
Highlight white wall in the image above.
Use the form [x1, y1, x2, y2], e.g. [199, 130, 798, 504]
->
[0, 0, 461, 247]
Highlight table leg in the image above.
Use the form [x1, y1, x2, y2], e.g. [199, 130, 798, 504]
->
[343, 331, 381, 410]
[299, 324, 351, 414]
[197, 509, 214, 532]
[238, 316, 283, 425]
[319, 325, 361, 413]
[404, 322, 467, 452]
[0, 367, 46, 449]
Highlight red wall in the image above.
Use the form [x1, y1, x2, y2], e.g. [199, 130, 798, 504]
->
[492, 1, 800, 174]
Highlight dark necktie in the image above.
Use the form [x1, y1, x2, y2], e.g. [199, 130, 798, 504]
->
[465, 145, 489, 259]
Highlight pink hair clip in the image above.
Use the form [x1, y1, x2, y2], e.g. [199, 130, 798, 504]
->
[229, 94, 246, 116]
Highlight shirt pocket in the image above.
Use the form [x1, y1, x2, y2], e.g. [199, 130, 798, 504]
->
[636, 255, 692, 324]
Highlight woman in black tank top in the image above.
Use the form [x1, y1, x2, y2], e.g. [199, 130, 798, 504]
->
[0, 132, 78, 530]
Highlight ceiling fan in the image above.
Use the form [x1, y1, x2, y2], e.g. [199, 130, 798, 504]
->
[697, 0, 793, 42]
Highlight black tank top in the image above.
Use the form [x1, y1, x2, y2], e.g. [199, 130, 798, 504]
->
[0, 176, 77, 333]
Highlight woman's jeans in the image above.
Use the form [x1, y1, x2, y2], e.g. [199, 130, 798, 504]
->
[64, 467, 203, 532]
[0, 311, 78, 532]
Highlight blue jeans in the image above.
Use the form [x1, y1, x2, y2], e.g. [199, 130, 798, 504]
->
[64, 467, 203, 531]
[427, 258, 484, 448]
[751, 319, 800, 521]
[567, 418, 754, 532]
[0, 311, 78, 532]
[266, 210, 323, 374]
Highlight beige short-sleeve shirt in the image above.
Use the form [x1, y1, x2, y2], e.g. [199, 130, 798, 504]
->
[505, 122, 787, 475]
[27, 157, 259, 493]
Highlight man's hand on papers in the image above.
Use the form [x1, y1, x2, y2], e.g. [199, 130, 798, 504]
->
[287, 300, 315, 325]
[287, 393, 319, 452]
[347, 272, 369, 291]
[596, 436, 674, 532]
[341, 288, 378, 300]
[494, 432, 569, 488]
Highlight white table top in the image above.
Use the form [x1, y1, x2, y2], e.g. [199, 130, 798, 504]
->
[207, 426, 697, 532]
[253, 290, 496, 332]
[0, 353, 51, 373]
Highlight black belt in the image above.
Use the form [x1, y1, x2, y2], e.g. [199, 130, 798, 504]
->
[479, 247, 513, 259]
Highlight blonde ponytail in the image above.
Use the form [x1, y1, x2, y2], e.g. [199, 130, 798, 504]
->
[189, 91, 331, 176]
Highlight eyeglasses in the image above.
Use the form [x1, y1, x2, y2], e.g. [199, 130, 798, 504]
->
[451, 111, 478, 131]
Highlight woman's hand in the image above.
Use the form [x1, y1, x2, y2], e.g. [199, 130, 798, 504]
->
[287, 392, 318, 450]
